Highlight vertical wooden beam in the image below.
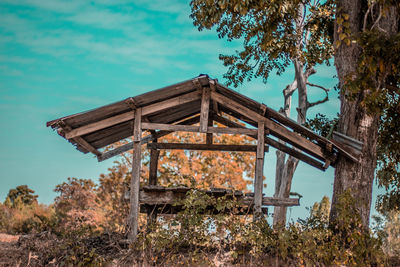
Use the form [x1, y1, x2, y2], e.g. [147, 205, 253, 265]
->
[147, 138, 160, 225]
[254, 121, 265, 221]
[200, 87, 211, 133]
[206, 119, 213, 144]
[209, 80, 220, 115]
[149, 140, 160, 185]
[128, 108, 142, 241]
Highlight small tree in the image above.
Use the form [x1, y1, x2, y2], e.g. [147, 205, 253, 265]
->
[311, 195, 330, 224]
[97, 162, 130, 231]
[4, 185, 38, 209]
[54, 177, 104, 233]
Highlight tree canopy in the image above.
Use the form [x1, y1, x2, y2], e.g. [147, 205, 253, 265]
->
[190, 0, 334, 86]
[190, 0, 400, 222]
[4, 185, 38, 209]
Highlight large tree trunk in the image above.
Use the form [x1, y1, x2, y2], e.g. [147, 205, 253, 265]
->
[330, 0, 398, 227]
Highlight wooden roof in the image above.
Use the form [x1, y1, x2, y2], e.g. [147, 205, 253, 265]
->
[47, 74, 358, 170]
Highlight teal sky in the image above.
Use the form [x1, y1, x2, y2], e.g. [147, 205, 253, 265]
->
[0, 0, 383, 221]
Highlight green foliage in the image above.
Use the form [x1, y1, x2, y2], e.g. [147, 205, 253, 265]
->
[310, 195, 331, 225]
[57, 238, 106, 266]
[132, 191, 385, 266]
[372, 210, 400, 261]
[376, 91, 400, 213]
[190, 0, 400, 217]
[304, 113, 338, 138]
[190, 0, 334, 87]
[381, 211, 400, 257]
[4, 185, 38, 209]
[2, 182, 392, 265]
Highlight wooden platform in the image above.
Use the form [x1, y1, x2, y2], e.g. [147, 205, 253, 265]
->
[139, 186, 300, 215]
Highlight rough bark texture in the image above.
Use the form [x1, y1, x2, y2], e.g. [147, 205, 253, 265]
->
[330, 0, 398, 227]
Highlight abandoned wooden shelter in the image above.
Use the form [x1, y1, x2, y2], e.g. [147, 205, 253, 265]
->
[47, 74, 359, 241]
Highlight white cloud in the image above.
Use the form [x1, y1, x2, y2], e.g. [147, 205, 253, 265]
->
[66, 8, 141, 30]
[133, 0, 188, 14]
[0, 55, 36, 64]
[0, 0, 239, 75]
[0, 65, 23, 76]
[1, 0, 84, 13]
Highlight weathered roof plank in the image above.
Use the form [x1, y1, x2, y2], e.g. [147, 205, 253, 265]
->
[47, 74, 358, 165]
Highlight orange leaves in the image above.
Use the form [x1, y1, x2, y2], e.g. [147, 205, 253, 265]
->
[155, 118, 255, 191]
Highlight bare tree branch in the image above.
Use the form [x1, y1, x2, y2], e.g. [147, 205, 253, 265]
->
[307, 82, 329, 92]
[304, 66, 317, 79]
[363, 2, 374, 32]
[371, 4, 383, 31]
[282, 80, 297, 117]
[306, 82, 330, 109]
[283, 80, 298, 96]
[307, 95, 329, 108]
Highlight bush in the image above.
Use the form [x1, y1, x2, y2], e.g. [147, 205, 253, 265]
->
[0, 202, 55, 234]
[128, 190, 385, 266]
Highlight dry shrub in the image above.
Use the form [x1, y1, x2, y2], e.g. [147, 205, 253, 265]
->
[0, 202, 55, 234]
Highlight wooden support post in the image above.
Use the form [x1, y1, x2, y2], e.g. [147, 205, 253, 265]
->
[206, 119, 213, 144]
[149, 140, 160, 186]
[209, 80, 220, 115]
[147, 138, 160, 225]
[128, 108, 142, 241]
[200, 88, 211, 133]
[254, 121, 265, 221]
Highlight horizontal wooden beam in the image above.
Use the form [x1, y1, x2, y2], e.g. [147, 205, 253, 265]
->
[59, 121, 101, 156]
[65, 111, 134, 140]
[212, 113, 326, 170]
[141, 90, 201, 116]
[264, 136, 326, 171]
[65, 91, 201, 139]
[210, 91, 327, 161]
[142, 123, 199, 132]
[139, 189, 299, 207]
[140, 204, 268, 215]
[207, 126, 257, 135]
[142, 122, 257, 136]
[97, 115, 201, 162]
[97, 131, 168, 162]
[147, 142, 269, 152]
